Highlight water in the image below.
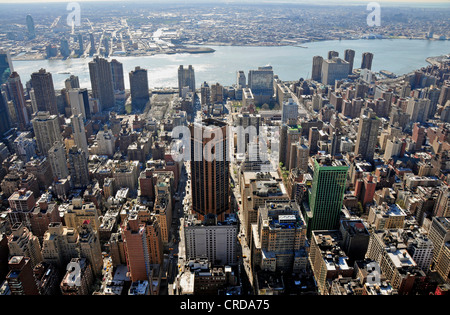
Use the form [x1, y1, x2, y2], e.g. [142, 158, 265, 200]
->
[12, 39, 450, 90]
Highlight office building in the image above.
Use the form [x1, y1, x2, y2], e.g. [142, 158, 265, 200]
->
[248, 66, 274, 105]
[344, 49, 355, 74]
[178, 65, 195, 97]
[309, 231, 353, 295]
[190, 119, 230, 221]
[26, 14, 36, 39]
[68, 88, 90, 120]
[6, 72, 29, 130]
[60, 258, 94, 295]
[48, 141, 69, 180]
[129, 66, 150, 110]
[78, 220, 103, 277]
[281, 98, 298, 123]
[7, 222, 43, 269]
[311, 56, 323, 82]
[41, 222, 79, 269]
[184, 214, 238, 266]
[68, 146, 90, 189]
[65, 198, 100, 232]
[354, 108, 380, 161]
[252, 201, 308, 273]
[0, 49, 13, 86]
[89, 56, 115, 110]
[6, 256, 39, 295]
[305, 155, 349, 235]
[30, 69, 58, 115]
[70, 114, 88, 155]
[0, 91, 11, 137]
[65, 75, 80, 90]
[31, 111, 61, 156]
[321, 58, 351, 86]
[110, 59, 125, 93]
[361, 52, 374, 70]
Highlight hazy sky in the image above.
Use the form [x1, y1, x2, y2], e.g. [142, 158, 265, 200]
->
[0, 0, 448, 3]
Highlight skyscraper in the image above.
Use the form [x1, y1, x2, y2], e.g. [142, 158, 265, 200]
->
[306, 155, 348, 235]
[190, 118, 230, 221]
[0, 90, 11, 137]
[248, 66, 274, 105]
[71, 114, 89, 156]
[0, 49, 13, 86]
[354, 108, 381, 161]
[361, 52, 374, 70]
[110, 59, 125, 93]
[6, 256, 39, 295]
[65, 75, 80, 90]
[30, 69, 58, 115]
[26, 14, 36, 39]
[7, 72, 29, 130]
[68, 88, 90, 120]
[78, 220, 103, 278]
[344, 49, 355, 74]
[311, 56, 323, 82]
[129, 66, 150, 110]
[31, 111, 61, 156]
[68, 145, 90, 189]
[48, 141, 69, 180]
[321, 58, 351, 85]
[89, 56, 115, 110]
[178, 65, 195, 97]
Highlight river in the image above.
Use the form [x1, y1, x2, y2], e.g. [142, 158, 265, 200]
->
[11, 39, 450, 90]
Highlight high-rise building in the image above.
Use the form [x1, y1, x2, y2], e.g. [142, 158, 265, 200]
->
[68, 145, 90, 188]
[31, 111, 61, 156]
[406, 98, 431, 123]
[70, 114, 88, 155]
[6, 256, 39, 295]
[0, 49, 13, 86]
[26, 14, 36, 39]
[68, 88, 90, 120]
[344, 49, 355, 74]
[30, 69, 58, 115]
[253, 201, 307, 272]
[433, 187, 450, 217]
[89, 56, 115, 110]
[60, 258, 94, 295]
[48, 141, 69, 180]
[65, 75, 80, 90]
[306, 155, 348, 235]
[361, 52, 374, 70]
[78, 220, 103, 277]
[0, 90, 11, 137]
[237, 70, 246, 87]
[321, 58, 351, 85]
[129, 66, 150, 110]
[7, 222, 43, 269]
[178, 65, 195, 97]
[311, 56, 323, 82]
[428, 217, 450, 265]
[248, 66, 274, 105]
[328, 50, 339, 59]
[7, 72, 29, 130]
[110, 59, 125, 93]
[41, 222, 79, 269]
[281, 98, 299, 123]
[184, 214, 238, 266]
[200, 81, 211, 106]
[122, 211, 163, 282]
[190, 118, 230, 221]
[354, 108, 381, 161]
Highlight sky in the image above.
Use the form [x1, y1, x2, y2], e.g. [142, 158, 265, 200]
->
[0, 0, 448, 3]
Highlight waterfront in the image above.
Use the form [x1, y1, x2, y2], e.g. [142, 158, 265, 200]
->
[12, 39, 450, 90]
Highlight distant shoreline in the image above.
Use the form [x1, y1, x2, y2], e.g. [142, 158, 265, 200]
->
[11, 38, 449, 62]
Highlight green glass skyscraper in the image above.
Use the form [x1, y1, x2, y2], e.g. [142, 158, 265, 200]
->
[305, 155, 348, 236]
